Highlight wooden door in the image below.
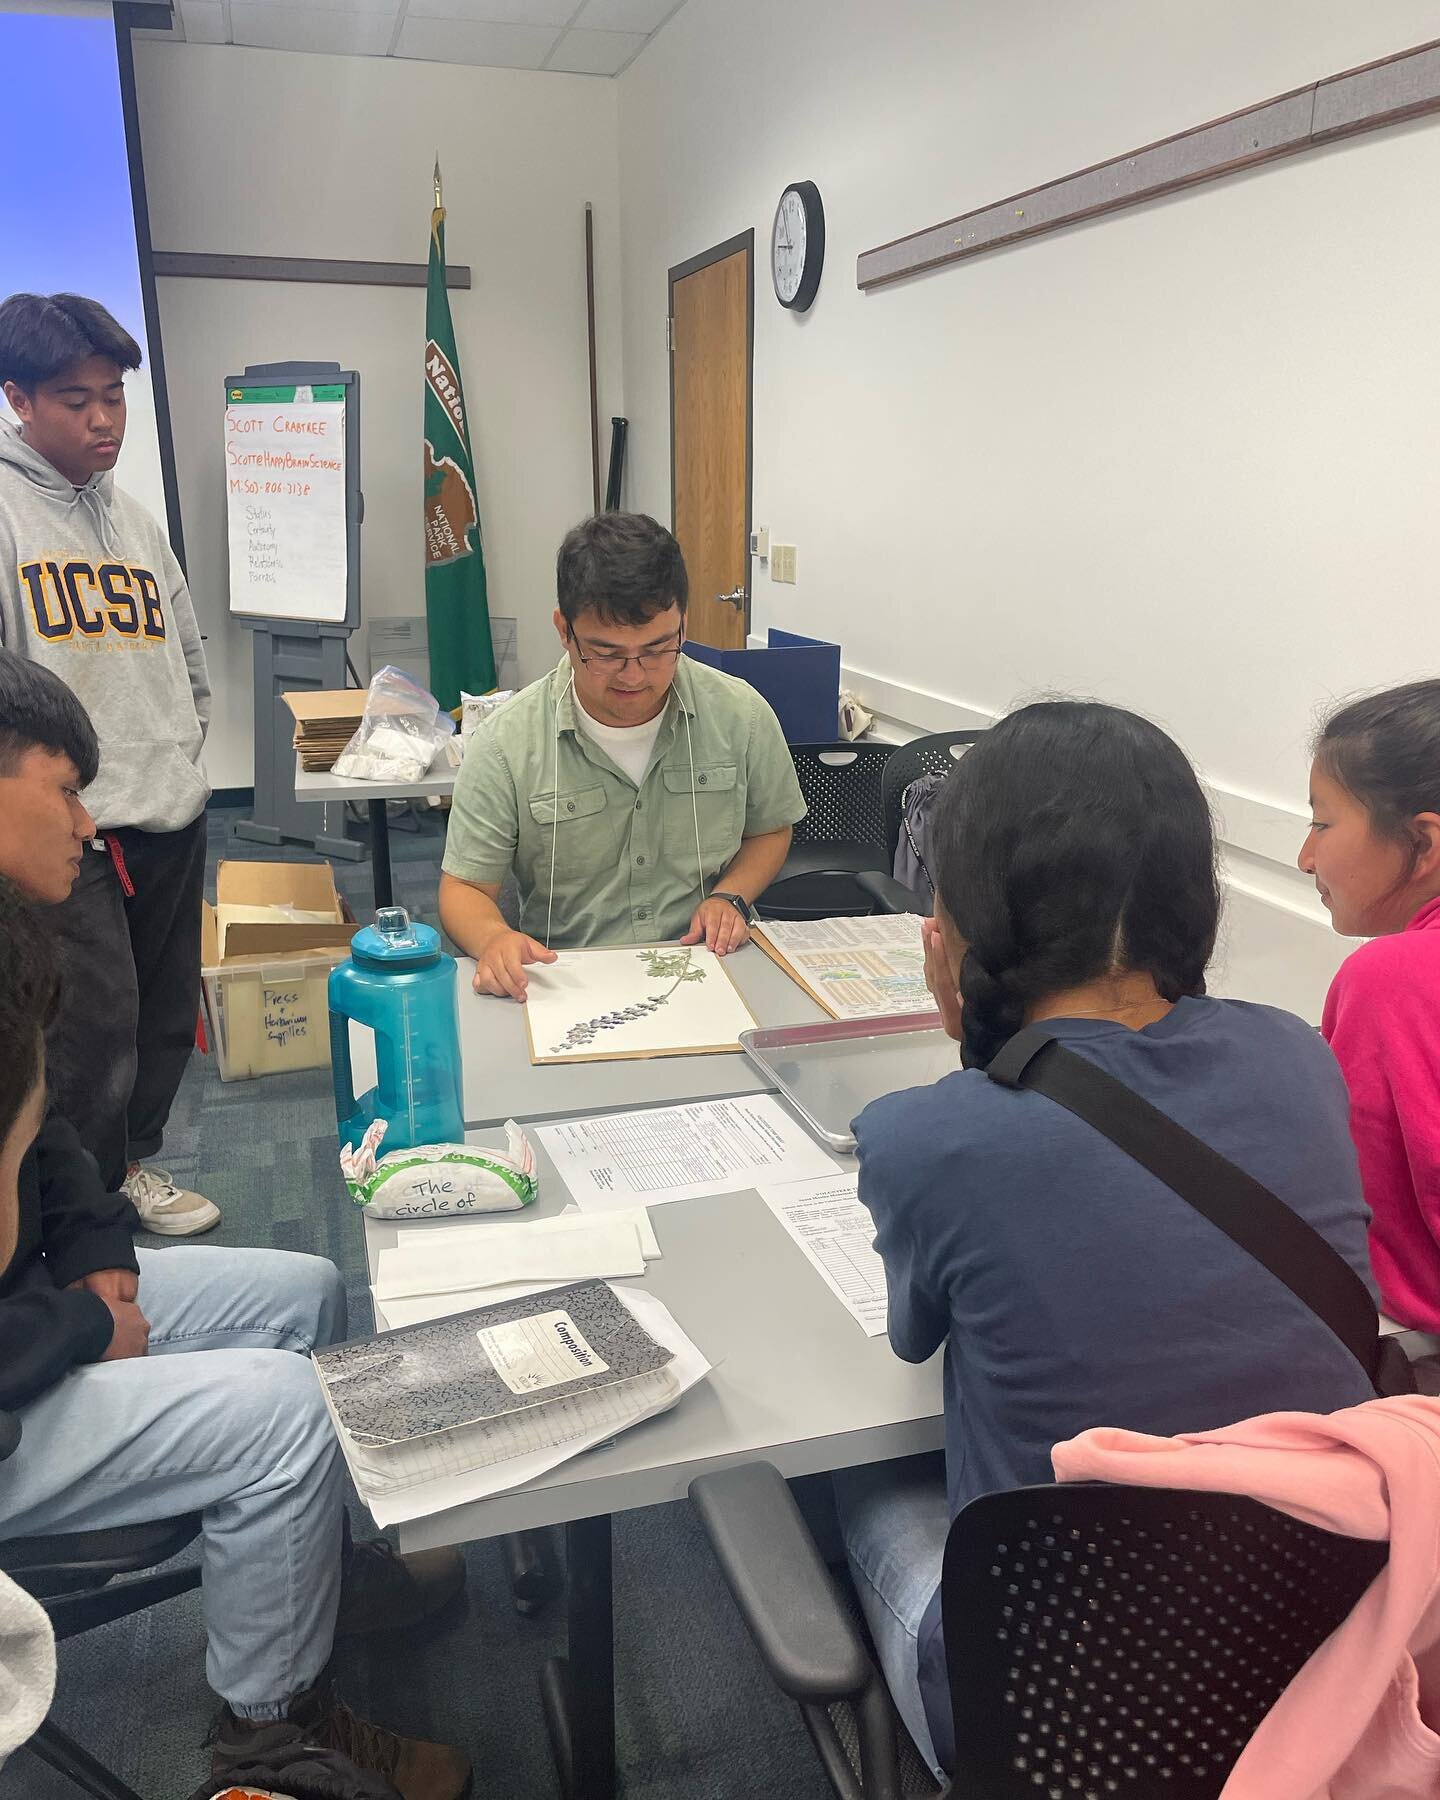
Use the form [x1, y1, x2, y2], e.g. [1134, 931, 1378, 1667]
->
[670, 231, 752, 650]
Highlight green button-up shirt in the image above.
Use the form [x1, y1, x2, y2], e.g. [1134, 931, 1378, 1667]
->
[442, 653, 806, 948]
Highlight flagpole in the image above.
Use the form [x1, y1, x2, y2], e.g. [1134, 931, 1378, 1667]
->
[585, 203, 601, 514]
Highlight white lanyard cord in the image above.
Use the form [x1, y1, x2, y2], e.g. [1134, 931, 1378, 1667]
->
[682, 701, 706, 909]
[545, 669, 574, 952]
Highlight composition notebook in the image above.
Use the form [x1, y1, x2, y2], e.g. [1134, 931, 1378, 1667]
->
[314, 1279, 674, 1449]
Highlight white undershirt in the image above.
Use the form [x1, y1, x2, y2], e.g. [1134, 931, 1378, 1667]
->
[574, 695, 667, 787]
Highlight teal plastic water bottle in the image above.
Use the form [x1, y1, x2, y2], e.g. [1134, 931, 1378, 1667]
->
[329, 907, 464, 1153]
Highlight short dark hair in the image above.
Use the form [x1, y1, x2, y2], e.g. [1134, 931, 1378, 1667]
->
[0, 293, 142, 391]
[931, 700, 1221, 1069]
[0, 650, 99, 786]
[1316, 682, 1440, 872]
[0, 875, 60, 1152]
[555, 512, 689, 630]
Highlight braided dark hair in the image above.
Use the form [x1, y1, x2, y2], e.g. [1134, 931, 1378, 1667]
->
[930, 701, 1220, 1069]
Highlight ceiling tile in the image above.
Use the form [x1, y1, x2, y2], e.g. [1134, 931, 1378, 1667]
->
[404, 0, 574, 22]
[546, 26, 645, 74]
[394, 15, 559, 67]
[229, 2, 398, 54]
[571, 0, 676, 33]
[257, 0, 398, 12]
[177, 0, 228, 42]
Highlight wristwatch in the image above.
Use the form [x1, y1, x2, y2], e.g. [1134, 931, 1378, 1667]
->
[711, 891, 755, 924]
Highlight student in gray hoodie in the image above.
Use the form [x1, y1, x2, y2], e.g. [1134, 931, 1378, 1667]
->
[0, 292, 218, 1235]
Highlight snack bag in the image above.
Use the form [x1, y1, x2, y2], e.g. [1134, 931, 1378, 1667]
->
[340, 1118, 537, 1218]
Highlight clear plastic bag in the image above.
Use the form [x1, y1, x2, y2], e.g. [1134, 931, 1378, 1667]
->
[333, 665, 456, 783]
[460, 688, 516, 738]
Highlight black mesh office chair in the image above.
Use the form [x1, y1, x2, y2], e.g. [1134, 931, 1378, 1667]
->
[0, 1407, 202, 1800]
[758, 732, 985, 922]
[691, 1463, 1389, 1800]
[757, 743, 912, 921]
[943, 1483, 1386, 1798]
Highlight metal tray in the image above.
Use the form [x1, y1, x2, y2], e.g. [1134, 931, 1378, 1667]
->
[740, 1012, 959, 1151]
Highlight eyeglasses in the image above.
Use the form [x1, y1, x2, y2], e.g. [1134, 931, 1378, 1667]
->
[570, 632, 684, 673]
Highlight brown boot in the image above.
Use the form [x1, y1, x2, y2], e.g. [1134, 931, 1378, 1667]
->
[210, 1682, 470, 1800]
[335, 1539, 466, 1638]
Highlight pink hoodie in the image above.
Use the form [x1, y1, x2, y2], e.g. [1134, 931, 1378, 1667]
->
[1053, 1397, 1440, 1799]
[1323, 895, 1440, 1333]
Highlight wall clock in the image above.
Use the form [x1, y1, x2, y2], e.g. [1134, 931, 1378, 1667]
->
[771, 180, 825, 311]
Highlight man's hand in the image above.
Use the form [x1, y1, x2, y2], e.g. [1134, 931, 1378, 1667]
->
[97, 1297, 150, 1362]
[68, 1268, 138, 1305]
[681, 897, 751, 956]
[472, 927, 558, 1001]
[921, 915, 964, 1041]
[69, 1270, 150, 1360]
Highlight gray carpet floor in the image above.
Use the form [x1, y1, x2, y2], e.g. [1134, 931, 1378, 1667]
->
[7, 801, 838, 1800]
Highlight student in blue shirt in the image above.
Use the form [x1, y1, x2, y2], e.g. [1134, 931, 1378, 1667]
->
[835, 700, 1377, 1779]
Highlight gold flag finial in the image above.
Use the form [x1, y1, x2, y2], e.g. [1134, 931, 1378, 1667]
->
[433, 157, 443, 211]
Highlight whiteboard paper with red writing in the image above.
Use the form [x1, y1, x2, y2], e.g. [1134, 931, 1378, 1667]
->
[225, 397, 348, 622]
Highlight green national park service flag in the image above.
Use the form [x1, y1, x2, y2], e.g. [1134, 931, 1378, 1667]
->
[424, 197, 495, 707]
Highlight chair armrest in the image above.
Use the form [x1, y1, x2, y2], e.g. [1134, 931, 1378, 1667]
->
[1390, 1327, 1440, 1362]
[690, 1461, 875, 1705]
[853, 871, 927, 915]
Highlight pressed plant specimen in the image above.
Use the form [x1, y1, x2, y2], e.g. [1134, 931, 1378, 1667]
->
[548, 948, 708, 1056]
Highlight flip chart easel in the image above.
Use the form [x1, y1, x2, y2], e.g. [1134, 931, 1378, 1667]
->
[227, 361, 364, 858]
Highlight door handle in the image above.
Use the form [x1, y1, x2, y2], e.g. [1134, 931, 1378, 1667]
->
[715, 586, 746, 609]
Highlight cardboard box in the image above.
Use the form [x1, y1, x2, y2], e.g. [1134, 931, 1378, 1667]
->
[202, 861, 358, 1081]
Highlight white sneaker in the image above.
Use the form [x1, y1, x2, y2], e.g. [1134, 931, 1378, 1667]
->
[122, 1164, 222, 1236]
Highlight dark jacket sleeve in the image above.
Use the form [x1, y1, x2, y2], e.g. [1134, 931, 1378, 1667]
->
[35, 1114, 139, 1289]
[0, 1277, 115, 1411]
[0, 1116, 135, 1410]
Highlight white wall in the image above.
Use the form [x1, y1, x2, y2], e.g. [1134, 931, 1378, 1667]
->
[618, 0, 1440, 1016]
[134, 41, 622, 789]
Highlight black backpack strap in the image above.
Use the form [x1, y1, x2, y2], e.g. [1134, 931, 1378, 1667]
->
[987, 1024, 1384, 1387]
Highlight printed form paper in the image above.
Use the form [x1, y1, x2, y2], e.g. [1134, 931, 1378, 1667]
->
[756, 1173, 890, 1337]
[755, 914, 932, 1019]
[538, 1095, 839, 1211]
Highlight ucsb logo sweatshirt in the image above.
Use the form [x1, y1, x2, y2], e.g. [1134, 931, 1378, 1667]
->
[0, 417, 211, 833]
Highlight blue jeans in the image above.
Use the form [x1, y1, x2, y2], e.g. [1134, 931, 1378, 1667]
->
[833, 1453, 949, 1781]
[0, 1246, 347, 1718]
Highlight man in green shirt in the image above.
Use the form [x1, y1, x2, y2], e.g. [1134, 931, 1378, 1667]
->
[440, 513, 805, 998]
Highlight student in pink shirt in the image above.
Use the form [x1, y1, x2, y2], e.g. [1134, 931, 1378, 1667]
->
[1299, 681, 1440, 1332]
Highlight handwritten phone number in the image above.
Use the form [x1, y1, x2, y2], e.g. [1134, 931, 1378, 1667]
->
[228, 478, 313, 499]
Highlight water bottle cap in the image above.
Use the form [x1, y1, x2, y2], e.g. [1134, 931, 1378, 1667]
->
[351, 907, 442, 968]
[376, 906, 418, 946]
